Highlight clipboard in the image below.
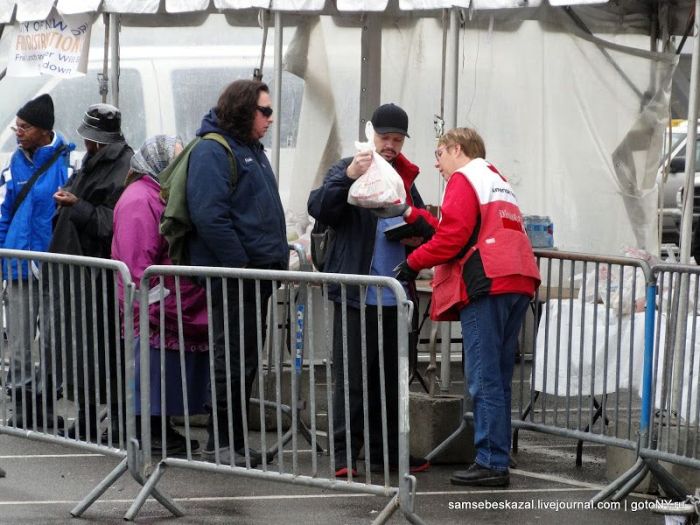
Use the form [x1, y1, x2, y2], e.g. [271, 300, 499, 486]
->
[383, 221, 421, 242]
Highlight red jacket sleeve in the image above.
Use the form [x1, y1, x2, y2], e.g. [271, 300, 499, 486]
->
[407, 173, 479, 271]
[404, 205, 440, 230]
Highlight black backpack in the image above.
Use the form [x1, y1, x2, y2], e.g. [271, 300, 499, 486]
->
[310, 220, 335, 272]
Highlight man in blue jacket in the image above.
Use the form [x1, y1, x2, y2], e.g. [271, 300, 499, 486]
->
[0, 94, 73, 428]
[187, 79, 288, 467]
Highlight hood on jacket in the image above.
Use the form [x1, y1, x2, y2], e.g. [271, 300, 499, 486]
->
[196, 109, 227, 138]
[196, 108, 266, 152]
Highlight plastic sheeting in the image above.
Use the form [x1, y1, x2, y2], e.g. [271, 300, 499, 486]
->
[283, 10, 676, 254]
[534, 301, 644, 397]
[164, 0, 209, 13]
[0, 0, 615, 23]
[57, 0, 101, 15]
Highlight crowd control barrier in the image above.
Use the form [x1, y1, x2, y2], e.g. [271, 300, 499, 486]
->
[125, 264, 424, 524]
[0, 248, 151, 517]
[511, 250, 653, 462]
[595, 262, 700, 503]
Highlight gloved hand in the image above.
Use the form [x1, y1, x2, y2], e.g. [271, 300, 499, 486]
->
[371, 203, 409, 218]
[412, 216, 436, 240]
[393, 260, 419, 282]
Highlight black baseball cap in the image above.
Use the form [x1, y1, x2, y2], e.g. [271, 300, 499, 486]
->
[371, 103, 410, 137]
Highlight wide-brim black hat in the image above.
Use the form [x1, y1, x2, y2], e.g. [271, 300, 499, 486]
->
[77, 103, 124, 144]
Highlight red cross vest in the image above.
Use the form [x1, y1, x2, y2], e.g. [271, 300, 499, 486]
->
[431, 158, 541, 321]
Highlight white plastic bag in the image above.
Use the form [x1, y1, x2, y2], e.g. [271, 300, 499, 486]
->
[347, 122, 406, 208]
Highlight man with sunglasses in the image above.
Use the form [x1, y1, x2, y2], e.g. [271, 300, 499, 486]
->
[0, 94, 74, 428]
[186, 79, 287, 468]
[308, 103, 437, 478]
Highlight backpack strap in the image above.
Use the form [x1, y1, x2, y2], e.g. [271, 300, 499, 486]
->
[202, 132, 238, 192]
[12, 144, 67, 216]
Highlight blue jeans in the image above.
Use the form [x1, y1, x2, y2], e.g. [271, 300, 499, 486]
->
[460, 293, 530, 471]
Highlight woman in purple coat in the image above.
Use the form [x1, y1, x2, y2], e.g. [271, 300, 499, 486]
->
[112, 135, 209, 456]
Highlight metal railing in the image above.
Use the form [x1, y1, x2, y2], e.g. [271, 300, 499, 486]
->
[125, 265, 423, 524]
[0, 248, 138, 517]
[512, 250, 653, 460]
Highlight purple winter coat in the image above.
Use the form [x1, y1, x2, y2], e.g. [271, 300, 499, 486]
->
[112, 176, 209, 351]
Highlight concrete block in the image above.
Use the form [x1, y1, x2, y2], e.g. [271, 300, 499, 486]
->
[409, 392, 474, 464]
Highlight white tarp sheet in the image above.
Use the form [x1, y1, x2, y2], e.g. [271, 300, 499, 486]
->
[533, 301, 644, 397]
[57, 0, 101, 15]
[284, 11, 676, 254]
[7, 10, 92, 77]
[0, 0, 614, 22]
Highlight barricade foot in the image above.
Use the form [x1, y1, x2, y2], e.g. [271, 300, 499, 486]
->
[71, 457, 129, 517]
[611, 463, 650, 502]
[590, 457, 645, 505]
[426, 413, 467, 462]
[646, 459, 690, 500]
[372, 494, 400, 525]
[125, 461, 183, 521]
[400, 474, 427, 525]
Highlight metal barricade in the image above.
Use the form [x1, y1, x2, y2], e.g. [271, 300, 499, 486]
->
[599, 262, 700, 502]
[0, 248, 140, 516]
[512, 250, 653, 460]
[125, 265, 424, 524]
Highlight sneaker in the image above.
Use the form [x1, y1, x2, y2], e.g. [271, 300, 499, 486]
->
[202, 446, 259, 468]
[335, 459, 357, 478]
[450, 463, 510, 487]
[370, 455, 430, 474]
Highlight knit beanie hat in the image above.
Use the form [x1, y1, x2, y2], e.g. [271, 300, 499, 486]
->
[16, 94, 54, 130]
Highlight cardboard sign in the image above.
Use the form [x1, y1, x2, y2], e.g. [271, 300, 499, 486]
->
[7, 11, 92, 78]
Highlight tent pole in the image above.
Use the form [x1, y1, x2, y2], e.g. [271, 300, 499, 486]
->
[438, 7, 461, 395]
[358, 14, 381, 140]
[109, 14, 120, 108]
[101, 14, 110, 103]
[272, 11, 283, 184]
[447, 8, 459, 130]
[679, 0, 700, 265]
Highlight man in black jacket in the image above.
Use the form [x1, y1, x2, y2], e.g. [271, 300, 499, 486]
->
[44, 104, 133, 442]
[307, 103, 436, 478]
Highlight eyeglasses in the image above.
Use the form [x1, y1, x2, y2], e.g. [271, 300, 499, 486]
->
[256, 105, 273, 118]
[11, 123, 34, 134]
[434, 145, 450, 160]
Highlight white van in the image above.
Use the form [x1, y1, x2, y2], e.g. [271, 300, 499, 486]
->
[0, 18, 303, 174]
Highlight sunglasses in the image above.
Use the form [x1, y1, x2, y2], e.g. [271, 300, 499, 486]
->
[256, 105, 273, 118]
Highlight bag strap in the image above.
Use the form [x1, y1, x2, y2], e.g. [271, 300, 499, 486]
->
[202, 133, 238, 191]
[12, 144, 67, 216]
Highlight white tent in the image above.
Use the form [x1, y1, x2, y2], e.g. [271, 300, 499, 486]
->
[0, 0, 695, 255]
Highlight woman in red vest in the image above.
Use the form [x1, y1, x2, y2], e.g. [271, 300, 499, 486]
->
[395, 127, 540, 487]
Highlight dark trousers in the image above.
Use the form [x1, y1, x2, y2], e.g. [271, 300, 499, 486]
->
[207, 277, 272, 451]
[40, 264, 121, 408]
[332, 302, 399, 466]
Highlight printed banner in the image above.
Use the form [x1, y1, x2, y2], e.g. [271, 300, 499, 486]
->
[7, 11, 93, 78]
